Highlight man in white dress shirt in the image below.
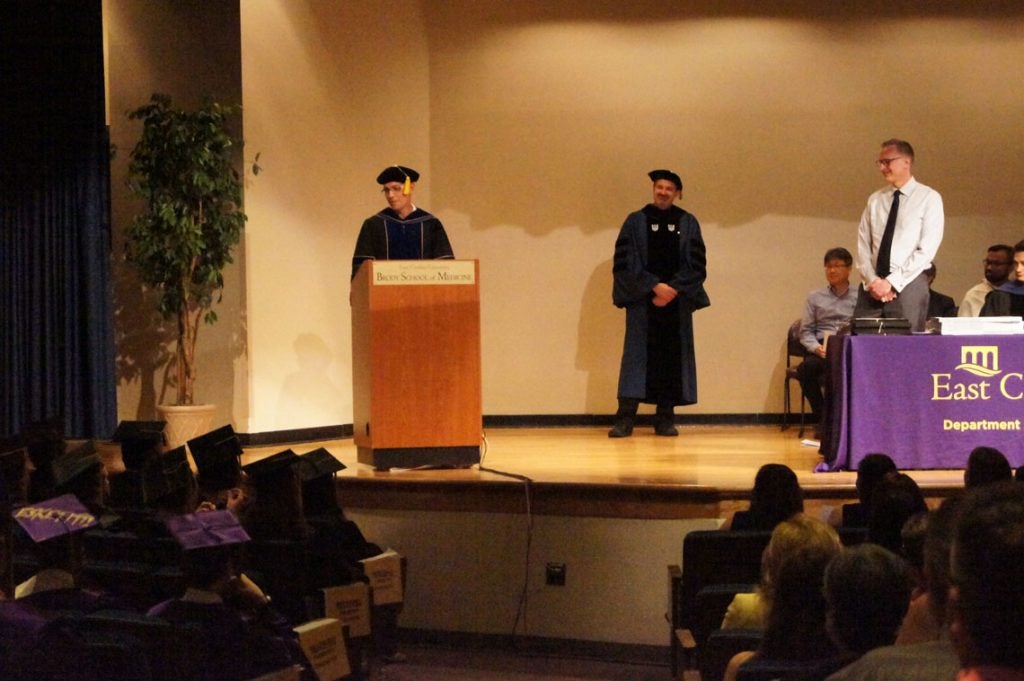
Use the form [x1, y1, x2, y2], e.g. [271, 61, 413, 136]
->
[853, 139, 944, 331]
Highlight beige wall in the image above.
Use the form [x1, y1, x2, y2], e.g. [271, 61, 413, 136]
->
[106, 0, 244, 427]
[114, 2, 1024, 432]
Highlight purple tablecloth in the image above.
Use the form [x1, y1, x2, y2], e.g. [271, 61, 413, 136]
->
[821, 334, 1024, 471]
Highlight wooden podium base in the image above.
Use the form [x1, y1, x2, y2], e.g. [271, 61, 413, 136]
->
[357, 446, 481, 472]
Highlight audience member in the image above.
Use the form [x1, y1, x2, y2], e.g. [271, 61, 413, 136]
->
[826, 497, 961, 681]
[1016, 465, 1024, 482]
[797, 247, 857, 433]
[964, 446, 1012, 488]
[949, 481, 1024, 679]
[812, 544, 911, 678]
[980, 239, 1024, 317]
[12, 494, 120, 615]
[959, 244, 1013, 317]
[867, 472, 927, 555]
[899, 510, 930, 598]
[147, 510, 303, 681]
[840, 453, 897, 528]
[725, 463, 804, 531]
[22, 418, 63, 503]
[0, 439, 32, 507]
[187, 425, 248, 510]
[925, 263, 957, 318]
[724, 515, 843, 680]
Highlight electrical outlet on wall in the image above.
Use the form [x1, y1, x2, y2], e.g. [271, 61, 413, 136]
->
[545, 562, 566, 586]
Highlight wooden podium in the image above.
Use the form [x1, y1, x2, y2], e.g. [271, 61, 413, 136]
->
[351, 260, 482, 470]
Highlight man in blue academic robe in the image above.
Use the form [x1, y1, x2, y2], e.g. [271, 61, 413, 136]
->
[610, 169, 709, 437]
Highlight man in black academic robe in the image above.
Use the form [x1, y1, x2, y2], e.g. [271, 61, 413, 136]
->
[350, 165, 454, 280]
[610, 169, 709, 437]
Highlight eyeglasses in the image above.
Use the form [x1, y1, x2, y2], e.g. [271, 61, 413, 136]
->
[984, 259, 1012, 267]
[876, 157, 905, 168]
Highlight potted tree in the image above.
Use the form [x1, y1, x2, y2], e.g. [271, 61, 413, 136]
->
[124, 93, 253, 446]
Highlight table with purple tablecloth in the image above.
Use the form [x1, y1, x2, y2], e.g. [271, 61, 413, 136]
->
[820, 334, 1024, 471]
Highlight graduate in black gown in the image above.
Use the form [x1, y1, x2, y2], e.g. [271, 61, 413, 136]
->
[610, 169, 710, 437]
[351, 165, 454, 280]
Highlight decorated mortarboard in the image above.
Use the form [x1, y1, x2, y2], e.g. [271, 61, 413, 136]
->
[166, 509, 250, 550]
[52, 440, 102, 489]
[112, 421, 166, 470]
[297, 448, 346, 483]
[376, 165, 419, 196]
[12, 494, 99, 543]
[242, 449, 300, 485]
[142, 445, 195, 504]
[648, 169, 683, 191]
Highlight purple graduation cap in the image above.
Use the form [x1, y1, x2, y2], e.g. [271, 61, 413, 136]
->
[166, 510, 251, 551]
[12, 494, 99, 543]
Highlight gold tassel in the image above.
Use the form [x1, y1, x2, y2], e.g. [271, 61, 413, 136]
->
[402, 175, 412, 195]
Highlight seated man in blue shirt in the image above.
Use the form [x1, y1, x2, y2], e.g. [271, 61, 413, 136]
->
[798, 247, 857, 433]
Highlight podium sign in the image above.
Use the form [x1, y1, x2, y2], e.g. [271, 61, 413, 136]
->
[351, 260, 482, 470]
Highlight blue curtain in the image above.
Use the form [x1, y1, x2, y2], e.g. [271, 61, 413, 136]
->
[0, 1, 116, 437]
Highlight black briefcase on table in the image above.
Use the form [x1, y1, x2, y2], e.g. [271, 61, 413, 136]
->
[851, 317, 912, 335]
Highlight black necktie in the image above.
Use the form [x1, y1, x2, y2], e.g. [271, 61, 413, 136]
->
[875, 189, 901, 278]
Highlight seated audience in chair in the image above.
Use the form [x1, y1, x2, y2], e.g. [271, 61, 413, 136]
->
[802, 544, 912, 680]
[925, 263, 957, 318]
[898, 510, 930, 603]
[725, 463, 804, 531]
[147, 510, 304, 681]
[796, 247, 857, 435]
[866, 472, 927, 555]
[980, 239, 1024, 318]
[724, 515, 843, 681]
[958, 244, 1013, 317]
[963, 446, 1012, 488]
[825, 498, 962, 681]
[949, 481, 1024, 680]
[838, 453, 897, 528]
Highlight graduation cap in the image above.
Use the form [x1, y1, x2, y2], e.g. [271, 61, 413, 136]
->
[376, 165, 419, 195]
[242, 449, 300, 487]
[112, 421, 166, 470]
[142, 445, 195, 505]
[297, 448, 345, 484]
[166, 509, 250, 550]
[12, 494, 99, 543]
[52, 441, 102, 490]
[187, 425, 243, 492]
[648, 169, 683, 191]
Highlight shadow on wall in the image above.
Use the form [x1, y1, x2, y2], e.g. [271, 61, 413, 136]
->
[577, 258, 628, 413]
[276, 333, 345, 429]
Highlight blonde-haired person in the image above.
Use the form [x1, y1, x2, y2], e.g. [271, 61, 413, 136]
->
[723, 515, 843, 681]
[722, 513, 841, 630]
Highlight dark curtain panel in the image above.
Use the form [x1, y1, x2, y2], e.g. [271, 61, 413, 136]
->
[0, 1, 116, 438]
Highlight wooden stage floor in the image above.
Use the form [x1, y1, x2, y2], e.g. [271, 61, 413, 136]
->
[246, 425, 966, 520]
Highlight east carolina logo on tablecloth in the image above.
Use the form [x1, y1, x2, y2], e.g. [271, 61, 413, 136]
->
[933, 345, 1024, 401]
[956, 345, 1001, 377]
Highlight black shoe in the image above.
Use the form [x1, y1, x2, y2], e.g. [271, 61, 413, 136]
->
[608, 419, 634, 438]
[654, 420, 679, 437]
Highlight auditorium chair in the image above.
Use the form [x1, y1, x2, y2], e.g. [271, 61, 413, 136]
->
[667, 526, 868, 677]
[700, 629, 764, 681]
[668, 530, 772, 678]
[782, 319, 810, 437]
